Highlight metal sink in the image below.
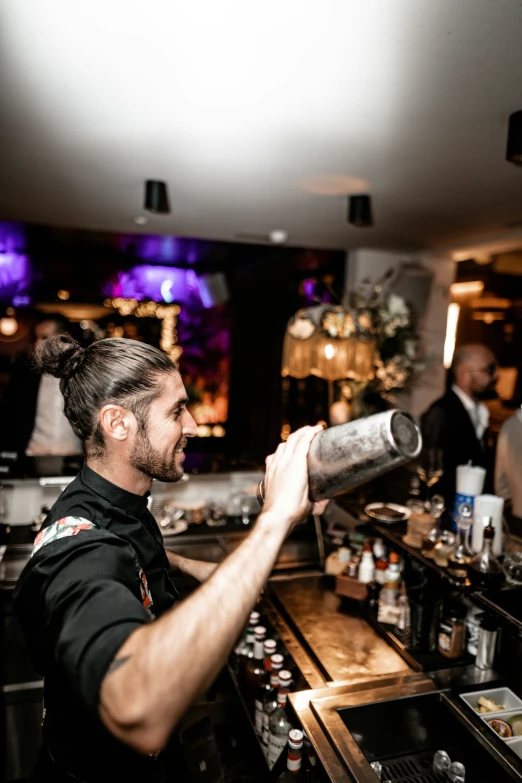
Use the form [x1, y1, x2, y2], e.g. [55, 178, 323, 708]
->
[293, 683, 522, 782]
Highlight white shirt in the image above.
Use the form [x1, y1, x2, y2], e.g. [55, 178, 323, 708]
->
[451, 384, 489, 440]
[25, 375, 83, 456]
[495, 410, 522, 517]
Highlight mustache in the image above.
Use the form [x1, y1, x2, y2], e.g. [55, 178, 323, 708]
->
[177, 439, 188, 449]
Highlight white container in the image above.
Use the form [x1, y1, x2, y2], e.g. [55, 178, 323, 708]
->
[456, 464, 486, 496]
[506, 736, 522, 758]
[472, 495, 505, 555]
[480, 708, 522, 740]
[358, 551, 375, 584]
[460, 687, 522, 713]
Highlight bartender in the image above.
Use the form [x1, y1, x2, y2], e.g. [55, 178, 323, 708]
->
[14, 334, 326, 783]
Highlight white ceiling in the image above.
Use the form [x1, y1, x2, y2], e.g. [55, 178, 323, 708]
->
[1, 0, 522, 253]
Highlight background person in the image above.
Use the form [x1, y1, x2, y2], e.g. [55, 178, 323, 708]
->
[0, 313, 82, 457]
[421, 343, 498, 504]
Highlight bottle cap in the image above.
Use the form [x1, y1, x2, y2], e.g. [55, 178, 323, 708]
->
[278, 670, 292, 688]
[270, 653, 284, 669]
[263, 639, 277, 654]
[254, 626, 266, 639]
[288, 729, 304, 749]
[389, 551, 400, 564]
[249, 611, 260, 624]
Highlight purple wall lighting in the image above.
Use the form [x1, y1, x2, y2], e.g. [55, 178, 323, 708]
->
[103, 265, 202, 306]
[0, 222, 32, 303]
[103, 265, 230, 309]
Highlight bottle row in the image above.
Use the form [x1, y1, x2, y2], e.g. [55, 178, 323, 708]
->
[230, 609, 326, 781]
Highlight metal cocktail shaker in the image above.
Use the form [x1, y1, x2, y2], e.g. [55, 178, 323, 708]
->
[257, 409, 422, 504]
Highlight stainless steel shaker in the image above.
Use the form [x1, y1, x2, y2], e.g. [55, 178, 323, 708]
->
[257, 409, 422, 504]
[475, 613, 498, 670]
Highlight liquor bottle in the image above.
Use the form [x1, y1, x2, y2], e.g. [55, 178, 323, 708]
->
[267, 670, 293, 770]
[232, 610, 260, 676]
[254, 640, 278, 737]
[243, 626, 267, 708]
[261, 653, 285, 755]
[276, 729, 303, 782]
[468, 522, 504, 590]
[303, 732, 320, 782]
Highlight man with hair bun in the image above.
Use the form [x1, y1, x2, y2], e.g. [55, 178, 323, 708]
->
[421, 343, 499, 504]
[14, 335, 327, 782]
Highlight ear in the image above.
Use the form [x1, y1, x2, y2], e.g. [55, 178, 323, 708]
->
[98, 404, 136, 443]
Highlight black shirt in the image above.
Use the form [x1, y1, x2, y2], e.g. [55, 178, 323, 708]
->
[14, 465, 180, 782]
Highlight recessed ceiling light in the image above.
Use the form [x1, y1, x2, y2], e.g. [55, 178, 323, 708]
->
[134, 216, 148, 225]
[269, 230, 289, 244]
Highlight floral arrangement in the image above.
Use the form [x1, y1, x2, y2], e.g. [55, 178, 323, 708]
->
[350, 269, 424, 394]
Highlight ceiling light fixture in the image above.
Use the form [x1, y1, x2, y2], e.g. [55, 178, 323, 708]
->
[506, 111, 522, 165]
[348, 195, 373, 227]
[144, 180, 170, 214]
[269, 229, 289, 244]
[134, 215, 148, 226]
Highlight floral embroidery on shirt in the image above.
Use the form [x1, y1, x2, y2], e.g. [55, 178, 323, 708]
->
[32, 517, 96, 556]
[31, 515, 157, 619]
[139, 568, 156, 620]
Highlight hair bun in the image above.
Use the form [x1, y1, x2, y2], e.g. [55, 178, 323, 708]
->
[33, 335, 87, 380]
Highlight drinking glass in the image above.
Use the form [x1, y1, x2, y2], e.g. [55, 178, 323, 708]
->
[416, 448, 444, 507]
[433, 750, 451, 773]
[448, 761, 466, 783]
[503, 551, 522, 586]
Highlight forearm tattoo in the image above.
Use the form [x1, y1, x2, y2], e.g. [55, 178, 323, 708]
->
[107, 655, 132, 674]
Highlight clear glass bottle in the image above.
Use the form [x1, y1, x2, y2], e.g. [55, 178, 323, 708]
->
[468, 522, 504, 590]
[261, 654, 285, 757]
[448, 502, 474, 580]
[254, 639, 277, 737]
[267, 670, 293, 770]
[396, 582, 411, 643]
[232, 611, 260, 675]
[276, 729, 303, 782]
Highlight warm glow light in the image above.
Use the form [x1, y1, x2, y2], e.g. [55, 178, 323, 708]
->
[450, 281, 484, 297]
[472, 312, 505, 323]
[212, 425, 226, 438]
[0, 317, 18, 336]
[443, 303, 460, 369]
[197, 424, 212, 438]
[58, 289, 70, 300]
[324, 343, 335, 359]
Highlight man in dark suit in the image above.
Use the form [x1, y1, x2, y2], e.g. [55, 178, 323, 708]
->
[421, 344, 498, 505]
[0, 314, 82, 457]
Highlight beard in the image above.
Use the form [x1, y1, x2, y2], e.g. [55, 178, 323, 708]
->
[475, 385, 498, 401]
[130, 428, 184, 483]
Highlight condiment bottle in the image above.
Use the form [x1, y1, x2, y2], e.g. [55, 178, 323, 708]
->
[358, 542, 375, 583]
[375, 558, 388, 585]
[381, 551, 401, 605]
[438, 596, 466, 659]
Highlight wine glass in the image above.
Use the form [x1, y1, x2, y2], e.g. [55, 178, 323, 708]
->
[416, 448, 444, 508]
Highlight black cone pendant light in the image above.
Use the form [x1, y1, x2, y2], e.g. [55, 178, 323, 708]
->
[348, 194, 373, 227]
[144, 180, 170, 213]
[506, 111, 522, 165]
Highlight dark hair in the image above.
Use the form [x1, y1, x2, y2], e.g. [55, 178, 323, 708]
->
[33, 336, 177, 458]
